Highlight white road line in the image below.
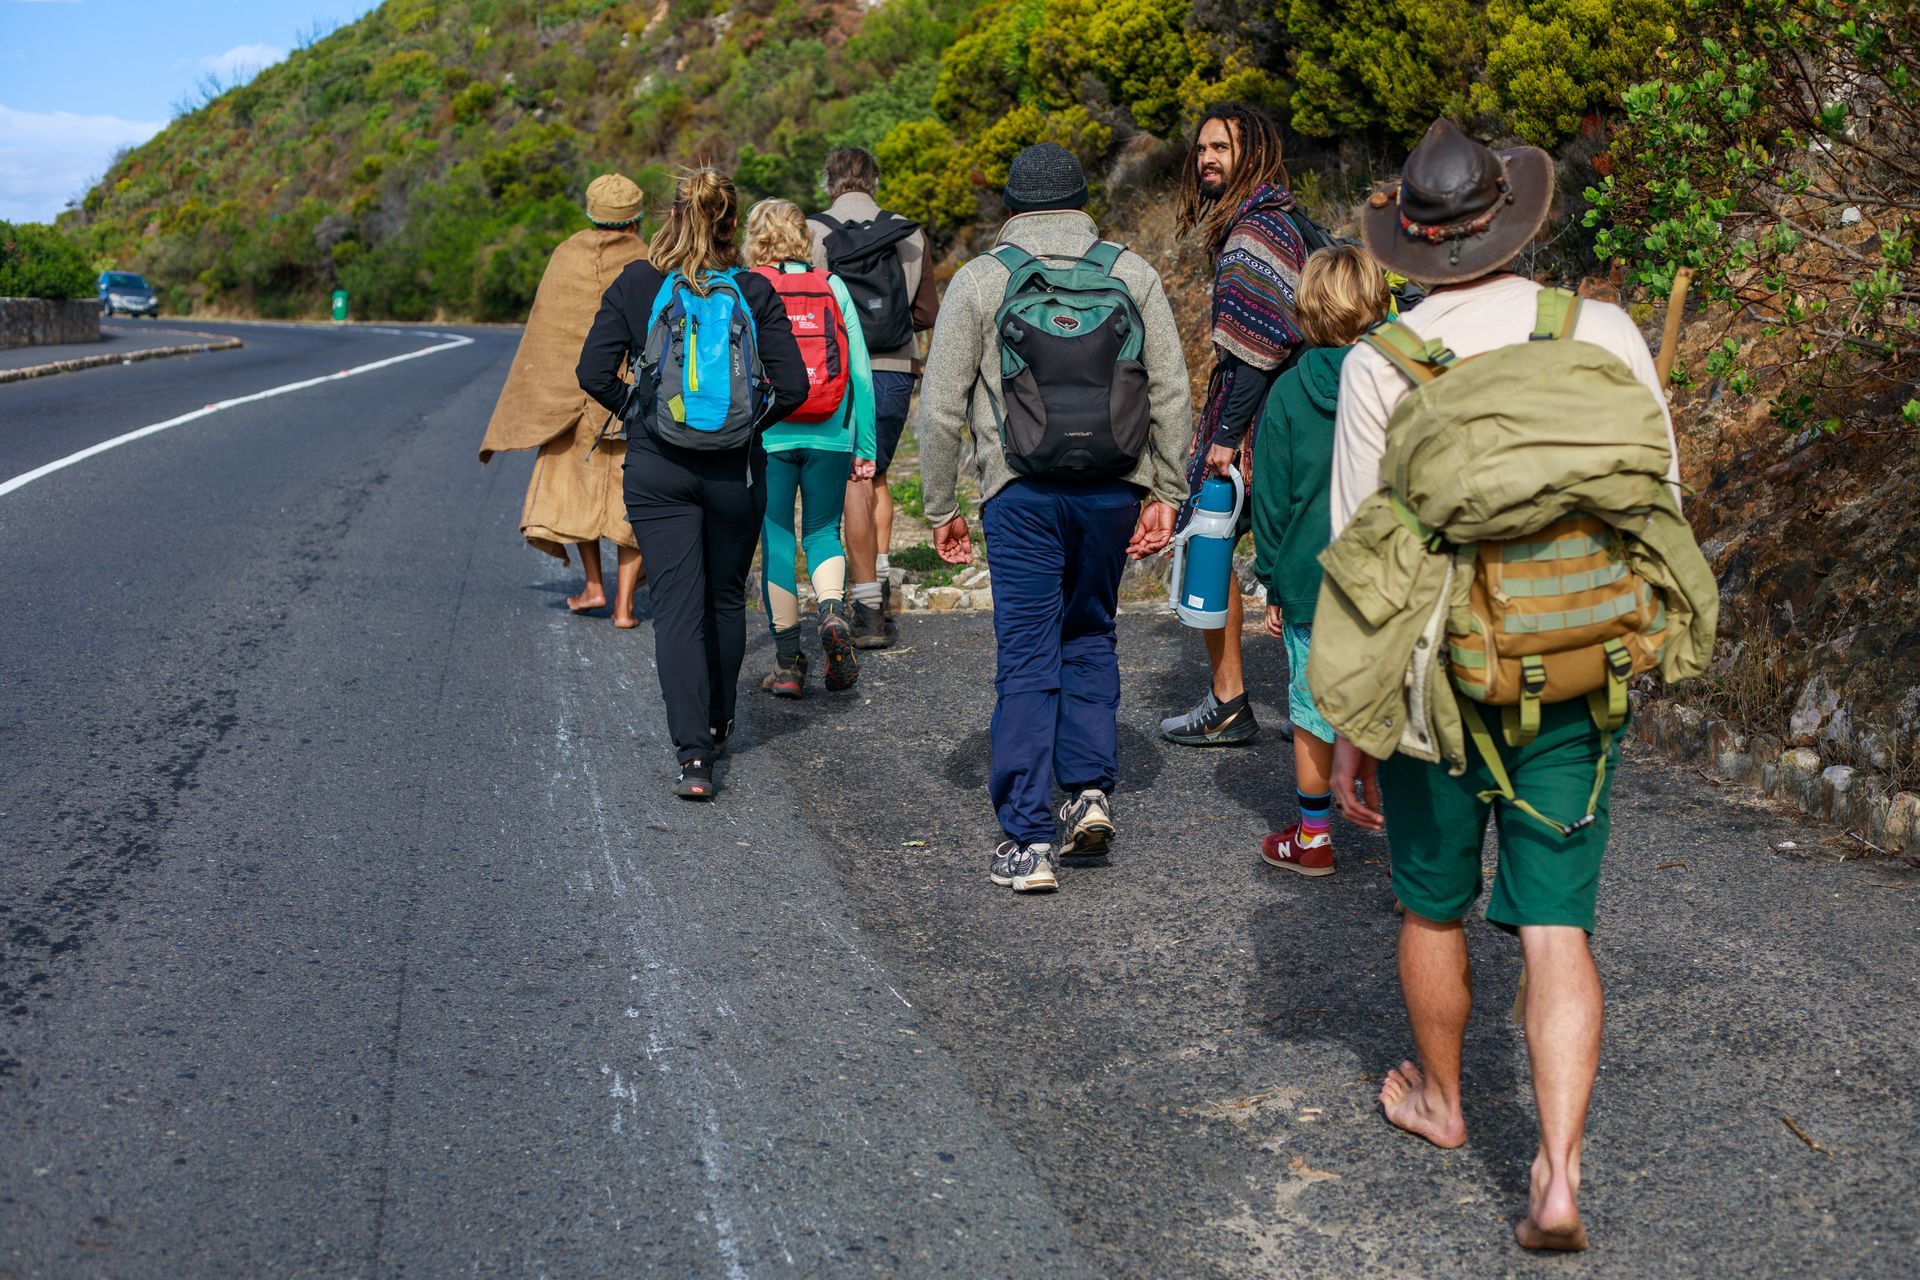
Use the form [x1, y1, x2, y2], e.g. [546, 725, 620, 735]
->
[0, 330, 474, 499]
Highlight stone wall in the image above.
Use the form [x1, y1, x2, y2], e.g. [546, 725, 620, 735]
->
[0, 297, 100, 349]
[1635, 694, 1920, 853]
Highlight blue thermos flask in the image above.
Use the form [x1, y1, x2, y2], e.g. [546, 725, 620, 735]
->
[1168, 466, 1244, 630]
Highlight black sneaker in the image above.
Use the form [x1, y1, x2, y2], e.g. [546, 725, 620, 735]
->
[1058, 789, 1115, 859]
[988, 840, 1058, 893]
[819, 602, 860, 691]
[1161, 689, 1259, 746]
[851, 598, 894, 650]
[710, 719, 735, 754]
[675, 758, 715, 800]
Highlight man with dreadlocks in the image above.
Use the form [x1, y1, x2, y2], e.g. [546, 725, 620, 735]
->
[1159, 103, 1308, 748]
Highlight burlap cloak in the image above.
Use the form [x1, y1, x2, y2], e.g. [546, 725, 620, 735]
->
[479, 226, 648, 560]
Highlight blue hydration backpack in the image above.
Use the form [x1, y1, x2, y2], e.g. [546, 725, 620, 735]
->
[625, 269, 769, 450]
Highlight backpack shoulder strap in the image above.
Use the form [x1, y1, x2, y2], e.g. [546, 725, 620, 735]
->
[813, 213, 842, 234]
[1531, 287, 1582, 342]
[989, 244, 1036, 276]
[1360, 319, 1452, 386]
[646, 271, 683, 331]
[1081, 240, 1124, 276]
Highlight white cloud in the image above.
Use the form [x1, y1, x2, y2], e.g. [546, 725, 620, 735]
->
[200, 42, 285, 80]
[0, 104, 165, 224]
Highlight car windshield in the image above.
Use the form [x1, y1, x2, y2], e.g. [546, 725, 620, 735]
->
[106, 273, 148, 288]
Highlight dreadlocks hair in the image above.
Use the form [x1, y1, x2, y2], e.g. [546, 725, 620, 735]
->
[1176, 102, 1291, 252]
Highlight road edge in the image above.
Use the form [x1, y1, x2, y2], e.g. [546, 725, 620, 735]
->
[0, 334, 245, 385]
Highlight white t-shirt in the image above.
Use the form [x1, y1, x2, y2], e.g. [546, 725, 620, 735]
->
[1328, 275, 1682, 535]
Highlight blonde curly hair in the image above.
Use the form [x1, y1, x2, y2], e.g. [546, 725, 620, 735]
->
[743, 198, 814, 269]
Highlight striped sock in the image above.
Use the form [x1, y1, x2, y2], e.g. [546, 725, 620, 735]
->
[1299, 790, 1332, 836]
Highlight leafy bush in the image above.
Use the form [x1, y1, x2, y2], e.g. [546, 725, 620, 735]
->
[1586, 0, 1919, 431]
[876, 120, 978, 232]
[0, 223, 94, 299]
[891, 473, 927, 518]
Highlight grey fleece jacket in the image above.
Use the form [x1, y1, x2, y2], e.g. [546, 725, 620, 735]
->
[917, 210, 1193, 528]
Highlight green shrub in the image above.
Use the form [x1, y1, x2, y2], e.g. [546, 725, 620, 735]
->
[0, 223, 94, 299]
[891, 473, 927, 518]
[876, 119, 978, 232]
[1586, 0, 1920, 432]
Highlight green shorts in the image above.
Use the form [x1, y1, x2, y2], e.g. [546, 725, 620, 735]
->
[1379, 698, 1625, 933]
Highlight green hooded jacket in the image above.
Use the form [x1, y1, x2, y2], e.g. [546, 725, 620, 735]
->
[1251, 345, 1347, 623]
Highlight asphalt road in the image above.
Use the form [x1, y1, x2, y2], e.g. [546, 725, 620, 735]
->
[2, 320, 1915, 1277]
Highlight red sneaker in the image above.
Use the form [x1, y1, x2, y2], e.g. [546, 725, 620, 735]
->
[1260, 824, 1335, 876]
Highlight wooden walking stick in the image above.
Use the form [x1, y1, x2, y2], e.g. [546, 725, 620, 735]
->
[1654, 266, 1695, 384]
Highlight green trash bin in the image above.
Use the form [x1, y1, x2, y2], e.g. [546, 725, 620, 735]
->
[331, 289, 348, 323]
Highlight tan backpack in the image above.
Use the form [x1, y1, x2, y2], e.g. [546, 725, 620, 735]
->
[1364, 289, 1675, 835]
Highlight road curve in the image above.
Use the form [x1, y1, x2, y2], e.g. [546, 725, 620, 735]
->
[2, 319, 1915, 1278]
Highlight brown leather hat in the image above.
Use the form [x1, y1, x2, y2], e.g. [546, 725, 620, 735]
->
[1360, 118, 1554, 285]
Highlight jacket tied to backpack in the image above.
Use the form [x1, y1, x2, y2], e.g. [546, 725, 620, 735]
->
[1308, 290, 1719, 812]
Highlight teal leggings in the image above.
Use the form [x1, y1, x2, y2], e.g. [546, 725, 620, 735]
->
[760, 447, 850, 632]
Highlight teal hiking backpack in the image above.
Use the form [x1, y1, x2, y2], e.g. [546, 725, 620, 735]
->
[625, 269, 770, 451]
[978, 241, 1151, 481]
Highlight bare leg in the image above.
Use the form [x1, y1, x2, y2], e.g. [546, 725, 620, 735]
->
[1513, 925, 1602, 1252]
[567, 540, 607, 614]
[1378, 912, 1470, 1148]
[1294, 727, 1334, 795]
[612, 544, 644, 629]
[1200, 589, 1248, 702]
[873, 471, 896, 562]
[843, 476, 878, 587]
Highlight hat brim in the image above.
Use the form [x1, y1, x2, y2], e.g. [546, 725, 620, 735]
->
[1360, 147, 1554, 286]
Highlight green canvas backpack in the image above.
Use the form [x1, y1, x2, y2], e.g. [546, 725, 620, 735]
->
[1363, 288, 1695, 836]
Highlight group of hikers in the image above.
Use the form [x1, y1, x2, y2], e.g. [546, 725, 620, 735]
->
[478, 103, 1717, 1254]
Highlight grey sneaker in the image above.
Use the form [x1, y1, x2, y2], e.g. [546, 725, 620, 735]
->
[989, 840, 1058, 893]
[1058, 789, 1115, 859]
[1161, 689, 1259, 746]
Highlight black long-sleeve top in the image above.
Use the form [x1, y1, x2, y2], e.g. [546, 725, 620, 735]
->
[576, 261, 810, 434]
[1205, 350, 1284, 451]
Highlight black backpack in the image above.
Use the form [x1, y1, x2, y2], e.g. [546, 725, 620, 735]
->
[814, 211, 920, 352]
[1283, 205, 1428, 311]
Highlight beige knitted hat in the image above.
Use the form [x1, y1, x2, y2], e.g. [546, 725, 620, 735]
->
[586, 173, 644, 228]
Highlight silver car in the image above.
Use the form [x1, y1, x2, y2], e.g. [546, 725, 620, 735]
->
[99, 271, 159, 318]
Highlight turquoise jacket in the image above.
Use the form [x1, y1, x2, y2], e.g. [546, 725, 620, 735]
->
[757, 261, 876, 459]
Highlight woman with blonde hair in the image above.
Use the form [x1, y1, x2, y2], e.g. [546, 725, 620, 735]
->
[1249, 243, 1393, 875]
[743, 198, 877, 697]
[577, 168, 810, 799]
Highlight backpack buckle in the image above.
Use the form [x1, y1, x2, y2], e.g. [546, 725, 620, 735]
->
[1521, 656, 1548, 696]
[1564, 813, 1597, 833]
[1604, 638, 1633, 679]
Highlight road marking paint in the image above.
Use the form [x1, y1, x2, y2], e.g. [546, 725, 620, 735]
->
[0, 330, 473, 499]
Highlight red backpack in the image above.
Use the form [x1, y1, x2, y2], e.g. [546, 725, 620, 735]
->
[752, 263, 851, 423]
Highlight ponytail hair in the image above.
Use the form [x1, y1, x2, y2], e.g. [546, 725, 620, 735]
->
[648, 168, 740, 292]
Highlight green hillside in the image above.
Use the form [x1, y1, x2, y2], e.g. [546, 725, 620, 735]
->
[61, 0, 1677, 321]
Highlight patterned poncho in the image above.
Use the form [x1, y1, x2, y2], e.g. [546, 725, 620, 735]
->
[1182, 183, 1307, 510]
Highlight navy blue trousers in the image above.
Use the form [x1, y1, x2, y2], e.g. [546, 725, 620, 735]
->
[981, 478, 1141, 844]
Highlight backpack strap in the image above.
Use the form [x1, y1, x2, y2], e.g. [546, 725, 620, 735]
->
[989, 244, 1036, 275]
[1361, 320, 1454, 387]
[1081, 240, 1124, 276]
[1531, 287, 1582, 341]
[813, 213, 842, 234]
[1461, 700, 1606, 839]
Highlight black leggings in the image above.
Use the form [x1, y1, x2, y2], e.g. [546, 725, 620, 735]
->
[623, 432, 768, 762]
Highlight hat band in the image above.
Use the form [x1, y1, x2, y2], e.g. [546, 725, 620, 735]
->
[1397, 159, 1515, 245]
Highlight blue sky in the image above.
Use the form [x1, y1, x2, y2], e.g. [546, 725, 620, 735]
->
[1, 0, 383, 223]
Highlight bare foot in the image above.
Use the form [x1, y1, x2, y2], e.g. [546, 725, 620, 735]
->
[1378, 1059, 1467, 1148]
[611, 610, 639, 630]
[1514, 1151, 1587, 1251]
[567, 588, 607, 615]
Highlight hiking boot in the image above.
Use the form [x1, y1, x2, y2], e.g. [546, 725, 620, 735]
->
[762, 651, 808, 698]
[1260, 823, 1335, 876]
[989, 840, 1058, 893]
[819, 602, 860, 691]
[1161, 688, 1258, 746]
[675, 758, 715, 801]
[851, 597, 894, 650]
[1058, 789, 1115, 859]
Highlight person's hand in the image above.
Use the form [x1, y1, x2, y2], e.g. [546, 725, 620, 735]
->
[1205, 441, 1237, 478]
[1332, 735, 1386, 832]
[933, 515, 973, 565]
[851, 457, 877, 482]
[1264, 603, 1285, 638]
[1126, 501, 1176, 559]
